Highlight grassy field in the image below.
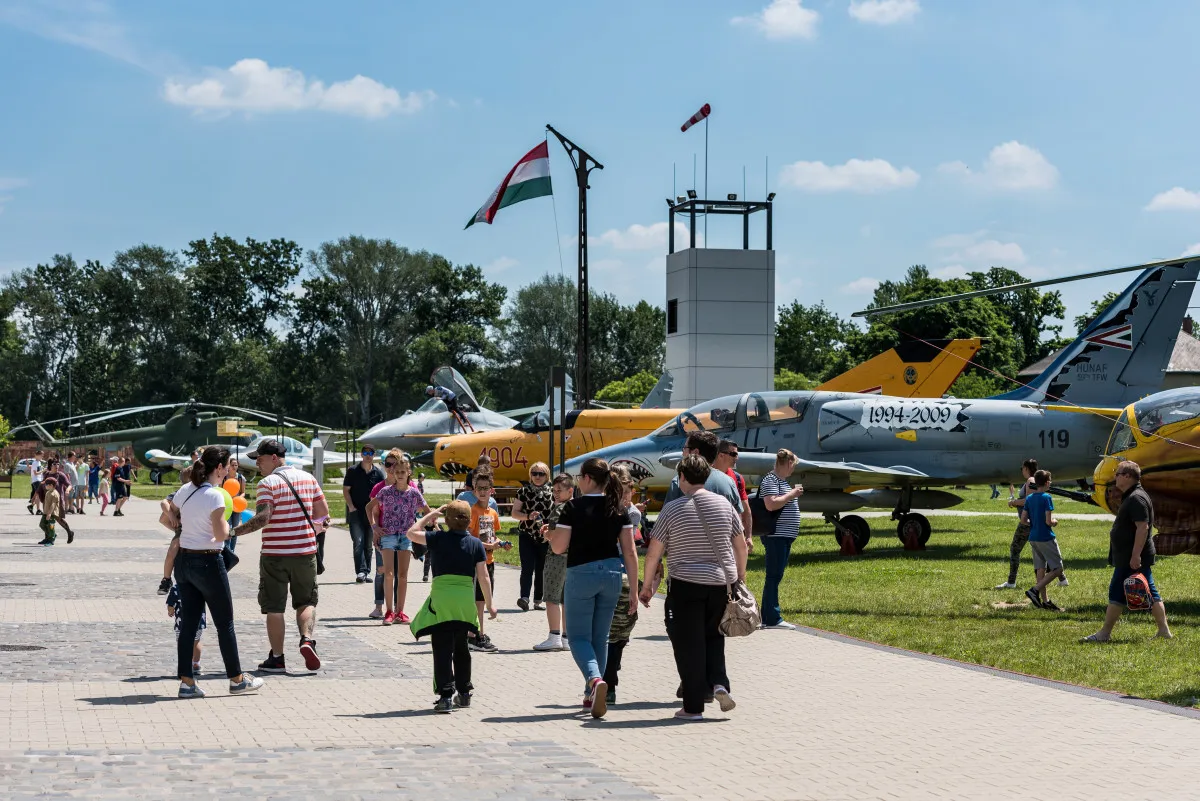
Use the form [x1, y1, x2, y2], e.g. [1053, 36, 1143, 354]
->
[15, 473, 1194, 706]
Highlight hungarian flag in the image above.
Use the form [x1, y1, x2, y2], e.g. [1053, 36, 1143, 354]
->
[465, 141, 553, 228]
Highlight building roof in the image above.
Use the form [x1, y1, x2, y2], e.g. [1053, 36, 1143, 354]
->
[1018, 330, 1200, 380]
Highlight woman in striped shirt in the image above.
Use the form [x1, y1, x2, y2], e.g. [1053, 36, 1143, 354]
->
[640, 455, 747, 720]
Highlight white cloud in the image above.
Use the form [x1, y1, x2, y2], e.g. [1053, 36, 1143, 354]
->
[931, 264, 968, 279]
[731, 0, 819, 40]
[841, 277, 881, 294]
[938, 141, 1059, 191]
[1145, 187, 1200, 212]
[164, 59, 433, 118]
[0, 0, 152, 70]
[849, 0, 920, 25]
[1182, 243, 1200, 257]
[932, 230, 1026, 268]
[591, 221, 697, 251]
[483, 256, 518, 273]
[0, 177, 28, 214]
[778, 158, 919, 193]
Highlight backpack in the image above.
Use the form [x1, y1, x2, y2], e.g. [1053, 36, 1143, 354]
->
[1123, 573, 1153, 611]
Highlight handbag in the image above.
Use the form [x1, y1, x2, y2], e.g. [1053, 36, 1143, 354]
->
[748, 478, 782, 537]
[693, 496, 761, 637]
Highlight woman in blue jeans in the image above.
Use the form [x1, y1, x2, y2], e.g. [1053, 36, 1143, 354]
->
[547, 457, 639, 719]
[169, 446, 263, 699]
[758, 449, 804, 630]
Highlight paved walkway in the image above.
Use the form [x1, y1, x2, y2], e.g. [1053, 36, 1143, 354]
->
[0, 497, 1194, 800]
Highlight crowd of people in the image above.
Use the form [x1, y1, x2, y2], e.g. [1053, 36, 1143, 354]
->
[23, 449, 136, 544]
[25, 431, 1173, 719]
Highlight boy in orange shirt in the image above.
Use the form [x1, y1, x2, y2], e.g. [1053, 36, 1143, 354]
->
[468, 472, 509, 652]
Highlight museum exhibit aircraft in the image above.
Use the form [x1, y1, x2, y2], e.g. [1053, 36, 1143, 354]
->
[1090, 386, 1200, 556]
[359, 366, 541, 452]
[11, 400, 330, 475]
[566, 257, 1200, 551]
[436, 338, 982, 486]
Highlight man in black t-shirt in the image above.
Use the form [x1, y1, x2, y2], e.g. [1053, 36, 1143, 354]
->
[343, 446, 384, 586]
[1084, 461, 1172, 642]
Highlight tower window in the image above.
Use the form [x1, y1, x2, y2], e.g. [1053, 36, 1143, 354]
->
[667, 299, 678, 334]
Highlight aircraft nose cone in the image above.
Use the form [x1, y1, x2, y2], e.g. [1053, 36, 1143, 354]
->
[360, 421, 397, 446]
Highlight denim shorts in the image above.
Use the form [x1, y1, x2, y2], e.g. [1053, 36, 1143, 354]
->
[1108, 564, 1162, 606]
[380, 533, 412, 552]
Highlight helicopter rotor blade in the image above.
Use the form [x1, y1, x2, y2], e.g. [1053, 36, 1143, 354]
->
[73, 404, 188, 426]
[190, 403, 333, 432]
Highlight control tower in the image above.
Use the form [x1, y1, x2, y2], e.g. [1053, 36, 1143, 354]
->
[663, 195, 775, 408]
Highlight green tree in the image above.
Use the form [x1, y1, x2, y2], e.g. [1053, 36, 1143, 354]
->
[775, 301, 855, 381]
[853, 265, 1064, 394]
[773, 368, 819, 391]
[595, 371, 660, 405]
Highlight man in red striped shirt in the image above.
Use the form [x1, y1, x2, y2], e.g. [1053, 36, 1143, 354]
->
[233, 439, 330, 674]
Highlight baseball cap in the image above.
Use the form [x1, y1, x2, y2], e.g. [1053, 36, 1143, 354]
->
[246, 439, 286, 459]
[443, 500, 472, 530]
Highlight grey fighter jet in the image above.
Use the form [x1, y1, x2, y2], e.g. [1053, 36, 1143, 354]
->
[566, 257, 1200, 550]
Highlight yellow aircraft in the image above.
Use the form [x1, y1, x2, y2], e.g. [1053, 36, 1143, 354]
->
[433, 338, 982, 486]
[1091, 387, 1200, 555]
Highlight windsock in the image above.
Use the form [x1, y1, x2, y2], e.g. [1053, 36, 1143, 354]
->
[680, 103, 711, 133]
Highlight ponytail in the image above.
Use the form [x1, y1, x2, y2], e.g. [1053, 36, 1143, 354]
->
[191, 445, 232, 487]
[579, 457, 622, 518]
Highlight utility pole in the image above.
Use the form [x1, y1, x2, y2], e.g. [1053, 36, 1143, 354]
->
[546, 124, 603, 408]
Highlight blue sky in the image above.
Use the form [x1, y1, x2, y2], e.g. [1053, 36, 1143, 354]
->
[3, 0, 1200, 334]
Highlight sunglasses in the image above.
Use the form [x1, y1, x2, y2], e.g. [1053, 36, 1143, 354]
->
[362, 450, 375, 456]
[384, 460, 399, 468]
[720, 451, 739, 457]
[530, 471, 547, 477]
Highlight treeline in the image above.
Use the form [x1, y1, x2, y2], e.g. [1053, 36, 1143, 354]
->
[774, 265, 1070, 397]
[0, 235, 665, 430]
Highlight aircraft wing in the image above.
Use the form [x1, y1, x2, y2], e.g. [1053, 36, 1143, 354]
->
[658, 451, 931, 487]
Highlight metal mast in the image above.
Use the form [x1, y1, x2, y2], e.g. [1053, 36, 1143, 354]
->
[546, 124, 603, 408]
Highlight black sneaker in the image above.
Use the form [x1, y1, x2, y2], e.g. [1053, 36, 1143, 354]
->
[27, 504, 34, 515]
[157, 577, 172, 596]
[1043, 599, 1063, 612]
[454, 692, 471, 708]
[1025, 588, 1045, 609]
[258, 652, 287, 673]
[66, 527, 74, 544]
[299, 637, 321, 670]
[517, 597, 530, 612]
[113, 510, 124, 517]
[434, 696, 454, 713]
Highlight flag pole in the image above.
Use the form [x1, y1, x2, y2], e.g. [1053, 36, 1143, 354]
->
[704, 115, 709, 241]
[546, 124, 603, 408]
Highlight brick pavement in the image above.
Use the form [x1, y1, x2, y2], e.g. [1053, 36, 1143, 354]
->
[0, 497, 1197, 800]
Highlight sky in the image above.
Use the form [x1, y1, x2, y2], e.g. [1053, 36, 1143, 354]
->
[3, 0, 1200, 338]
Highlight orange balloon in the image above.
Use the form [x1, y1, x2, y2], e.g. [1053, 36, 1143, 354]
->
[232, 495, 247, 513]
[222, 479, 241, 496]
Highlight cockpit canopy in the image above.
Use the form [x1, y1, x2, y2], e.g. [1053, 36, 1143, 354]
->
[649, 391, 815, 439]
[414, 398, 447, 415]
[1133, 388, 1200, 437]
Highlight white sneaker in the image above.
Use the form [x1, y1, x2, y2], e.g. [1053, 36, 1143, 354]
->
[713, 685, 736, 712]
[1057, 576, 1069, 586]
[229, 676, 264, 695]
[994, 581, 1017, 589]
[764, 620, 797, 630]
[533, 634, 563, 651]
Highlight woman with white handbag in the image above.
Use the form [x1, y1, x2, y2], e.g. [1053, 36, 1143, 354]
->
[640, 455, 749, 721]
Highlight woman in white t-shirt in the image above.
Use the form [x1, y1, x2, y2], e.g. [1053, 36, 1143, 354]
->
[168, 446, 263, 699]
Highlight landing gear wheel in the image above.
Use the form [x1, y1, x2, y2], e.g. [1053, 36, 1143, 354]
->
[833, 514, 871, 552]
[896, 513, 931, 547]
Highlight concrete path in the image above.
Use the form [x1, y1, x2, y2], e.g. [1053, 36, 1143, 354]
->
[0, 497, 1194, 800]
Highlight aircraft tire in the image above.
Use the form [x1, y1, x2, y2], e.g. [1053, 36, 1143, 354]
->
[833, 515, 871, 551]
[895, 513, 931, 546]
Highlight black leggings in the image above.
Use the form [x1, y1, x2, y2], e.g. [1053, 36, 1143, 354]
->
[665, 578, 729, 715]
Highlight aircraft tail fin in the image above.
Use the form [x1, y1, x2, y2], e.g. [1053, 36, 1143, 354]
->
[817, 338, 981, 398]
[640, 371, 674, 408]
[536, 374, 575, 424]
[994, 258, 1200, 406]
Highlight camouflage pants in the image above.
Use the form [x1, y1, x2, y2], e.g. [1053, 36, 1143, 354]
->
[608, 574, 639, 643]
